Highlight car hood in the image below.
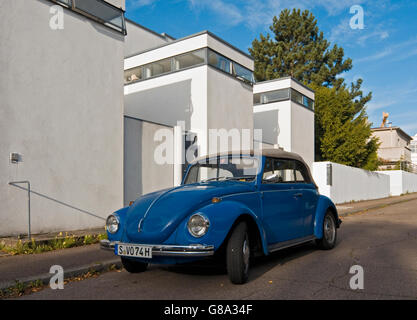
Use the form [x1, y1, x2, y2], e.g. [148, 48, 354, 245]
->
[123, 181, 255, 243]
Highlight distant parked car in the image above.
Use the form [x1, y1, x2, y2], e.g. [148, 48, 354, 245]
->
[101, 149, 341, 284]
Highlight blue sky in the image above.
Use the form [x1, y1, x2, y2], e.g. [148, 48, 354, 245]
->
[126, 0, 417, 137]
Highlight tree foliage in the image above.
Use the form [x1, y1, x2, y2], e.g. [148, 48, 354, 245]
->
[249, 8, 379, 170]
[249, 9, 352, 87]
[312, 84, 379, 170]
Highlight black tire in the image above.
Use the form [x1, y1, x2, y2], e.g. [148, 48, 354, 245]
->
[316, 211, 337, 250]
[226, 222, 250, 284]
[121, 257, 148, 273]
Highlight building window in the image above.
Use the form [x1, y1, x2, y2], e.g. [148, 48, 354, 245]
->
[124, 48, 254, 85]
[49, 0, 126, 35]
[253, 88, 314, 110]
[291, 89, 314, 109]
[208, 49, 232, 73]
[173, 49, 206, 70]
[411, 141, 417, 153]
[254, 88, 290, 105]
[232, 62, 254, 84]
[143, 58, 172, 78]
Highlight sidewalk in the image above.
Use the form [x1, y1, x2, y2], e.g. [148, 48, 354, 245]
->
[336, 192, 417, 217]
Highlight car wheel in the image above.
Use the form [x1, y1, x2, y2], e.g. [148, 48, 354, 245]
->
[316, 211, 337, 250]
[121, 257, 148, 273]
[226, 222, 250, 284]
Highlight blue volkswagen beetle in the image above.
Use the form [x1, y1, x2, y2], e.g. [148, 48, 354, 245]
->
[101, 149, 341, 284]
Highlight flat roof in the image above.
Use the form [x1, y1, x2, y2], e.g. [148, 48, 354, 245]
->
[126, 19, 173, 41]
[371, 126, 413, 141]
[255, 76, 315, 93]
[125, 30, 253, 61]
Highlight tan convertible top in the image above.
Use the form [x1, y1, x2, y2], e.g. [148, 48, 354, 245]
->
[193, 148, 316, 186]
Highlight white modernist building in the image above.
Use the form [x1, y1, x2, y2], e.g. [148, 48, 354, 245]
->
[253, 78, 315, 167]
[0, 1, 316, 236]
[123, 29, 255, 204]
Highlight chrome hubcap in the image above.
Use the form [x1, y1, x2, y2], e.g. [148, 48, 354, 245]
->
[324, 215, 336, 244]
[243, 234, 250, 273]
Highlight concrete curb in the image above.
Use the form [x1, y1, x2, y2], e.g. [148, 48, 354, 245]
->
[0, 258, 121, 291]
[338, 196, 417, 217]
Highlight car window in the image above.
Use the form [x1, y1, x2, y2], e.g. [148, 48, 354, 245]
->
[294, 161, 311, 183]
[262, 158, 295, 184]
[262, 158, 311, 184]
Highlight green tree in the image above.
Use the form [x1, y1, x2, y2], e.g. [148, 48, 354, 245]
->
[313, 85, 380, 170]
[249, 8, 352, 87]
[249, 8, 379, 169]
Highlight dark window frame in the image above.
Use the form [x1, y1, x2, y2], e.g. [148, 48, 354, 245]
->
[48, 0, 127, 35]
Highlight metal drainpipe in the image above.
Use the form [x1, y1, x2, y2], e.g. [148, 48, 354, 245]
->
[9, 181, 31, 239]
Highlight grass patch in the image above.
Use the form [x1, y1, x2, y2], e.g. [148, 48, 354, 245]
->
[0, 233, 107, 256]
[0, 279, 45, 298]
[0, 263, 121, 299]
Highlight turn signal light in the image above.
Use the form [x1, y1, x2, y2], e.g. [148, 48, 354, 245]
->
[212, 197, 222, 203]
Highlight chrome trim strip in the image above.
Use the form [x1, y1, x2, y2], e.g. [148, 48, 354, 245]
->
[100, 240, 214, 257]
[268, 235, 316, 253]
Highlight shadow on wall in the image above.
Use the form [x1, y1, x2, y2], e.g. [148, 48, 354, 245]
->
[124, 79, 193, 131]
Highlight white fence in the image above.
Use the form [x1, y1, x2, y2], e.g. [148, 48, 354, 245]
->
[312, 162, 390, 204]
[376, 170, 417, 196]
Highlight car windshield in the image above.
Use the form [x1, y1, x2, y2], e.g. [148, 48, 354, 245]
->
[183, 155, 260, 184]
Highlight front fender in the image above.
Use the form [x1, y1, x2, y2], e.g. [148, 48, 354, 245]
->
[174, 200, 269, 255]
[313, 195, 339, 239]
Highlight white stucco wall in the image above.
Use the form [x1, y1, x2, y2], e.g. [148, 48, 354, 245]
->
[206, 67, 254, 154]
[313, 162, 390, 204]
[125, 20, 170, 58]
[290, 102, 315, 167]
[0, 0, 124, 236]
[124, 65, 208, 154]
[253, 100, 314, 168]
[376, 170, 417, 196]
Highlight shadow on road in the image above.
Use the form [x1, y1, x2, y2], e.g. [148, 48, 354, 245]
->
[162, 240, 323, 283]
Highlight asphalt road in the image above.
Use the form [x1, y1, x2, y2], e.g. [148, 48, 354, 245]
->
[19, 199, 417, 300]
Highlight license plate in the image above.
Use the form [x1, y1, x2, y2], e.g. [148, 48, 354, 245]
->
[115, 243, 152, 259]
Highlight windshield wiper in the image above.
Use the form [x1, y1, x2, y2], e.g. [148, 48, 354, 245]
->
[222, 176, 255, 181]
[201, 176, 254, 183]
[201, 177, 228, 183]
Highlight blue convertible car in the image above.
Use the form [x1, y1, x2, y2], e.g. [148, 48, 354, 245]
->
[101, 149, 341, 284]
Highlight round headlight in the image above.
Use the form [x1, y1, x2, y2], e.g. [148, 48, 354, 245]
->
[187, 214, 210, 238]
[106, 214, 119, 234]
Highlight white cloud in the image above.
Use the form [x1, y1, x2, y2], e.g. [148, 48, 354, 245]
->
[128, 0, 159, 8]
[356, 37, 417, 63]
[188, 0, 243, 26]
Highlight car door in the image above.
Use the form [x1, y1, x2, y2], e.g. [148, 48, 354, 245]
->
[292, 160, 320, 237]
[260, 157, 305, 244]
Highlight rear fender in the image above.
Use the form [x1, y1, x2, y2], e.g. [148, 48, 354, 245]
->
[314, 195, 339, 239]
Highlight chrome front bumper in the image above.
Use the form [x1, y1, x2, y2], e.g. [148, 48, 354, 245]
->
[100, 239, 214, 257]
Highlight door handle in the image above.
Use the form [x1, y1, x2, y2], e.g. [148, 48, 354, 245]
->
[294, 193, 303, 198]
